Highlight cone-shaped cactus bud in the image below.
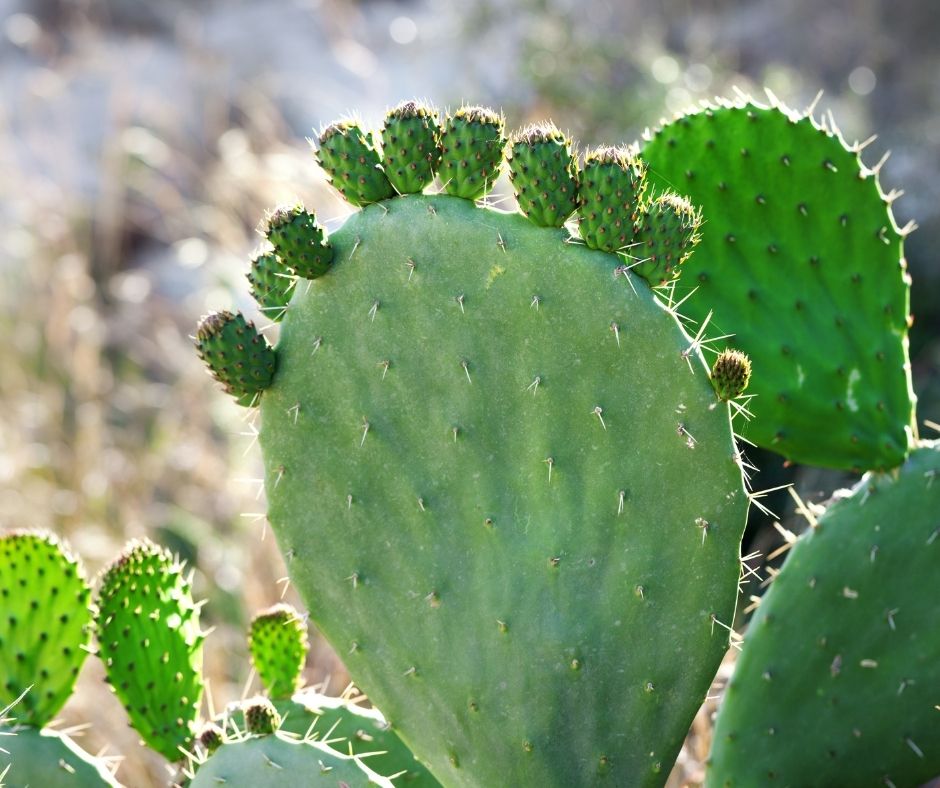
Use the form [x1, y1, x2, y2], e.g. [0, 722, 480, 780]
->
[315, 121, 394, 206]
[247, 250, 293, 322]
[711, 349, 752, 401]
[507, 122, 580, 227]
[198, 722, 224, 756]
[380, 99, 442, 194]
[263, 204, 333, 280]
[195, 311, 276, 407]
[96, 539, 205, 762]
[578, 144, 648, 252]
[631, 192, 703, 286]
[243, 696, 281, 736]
[248, 603, 309, 700]
[0, 530, 93, 728]
[439, 105, 506, 200]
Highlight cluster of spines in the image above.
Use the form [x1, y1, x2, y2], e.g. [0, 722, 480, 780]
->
[199, 100, 707, 408]
[96, 539, 205, 762]
[248, 603, 309, 699]
[0, 530, 93, 728]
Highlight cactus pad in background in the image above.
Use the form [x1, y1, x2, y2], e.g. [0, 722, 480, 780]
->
[642, 97, 916, 471]
[0, 531, 93, 727]
[249, 604, 309, 700]
[192, 100, 753, 786]
[707, 441, 940, 787]
[96, 539, 205, 762]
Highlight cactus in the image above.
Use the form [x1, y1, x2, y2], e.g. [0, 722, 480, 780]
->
[315, 121, 394, 207]
[96, 539, 205, 762]
[0, 531, 93, 727]
[247, 250, 294, 323]
[631, 192, 703, 286]
[707, 441, 940, 786]
[506, 122, 580, 227]
[198, 101, 749, 786]
[641, 96, 916, 471]
[0, 725, 119, 787]
[249, 604, 309, 700]
[263, 205, 333, 281]
[188, 728, 396, 787]
[381, 100, 443, 195]
[195, 310, 277, 406]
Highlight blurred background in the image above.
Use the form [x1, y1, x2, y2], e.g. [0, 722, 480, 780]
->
[0, 0, 937, 784]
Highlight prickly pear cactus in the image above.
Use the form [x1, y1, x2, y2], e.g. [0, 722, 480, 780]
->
[0, 725, 119, 787]
[189, 728, 395, 787]
[707, 441, 940, 787]
[0, 530, 93, 727]
[200, 103, 750, 786]
[642, 97, 916, 471]
[96, 539, 205, 761]
[249, 604, 309, 700]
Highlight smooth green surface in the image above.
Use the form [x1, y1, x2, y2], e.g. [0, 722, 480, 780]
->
[642, 100, 915, 470]
[190, 733, 393, 787]
[708, 442, 940, 787]
[0, 532, 92, 728]
[0, 726, 118, 787]
[260, 194, 747, 786]
[96, 540, 204, 761]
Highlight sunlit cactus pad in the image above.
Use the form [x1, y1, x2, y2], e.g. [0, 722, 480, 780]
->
[642, 97, 916, 471]
[96, 539, 205, 761]
[0, 530, 93, 727]
[708, 441, 940, 787]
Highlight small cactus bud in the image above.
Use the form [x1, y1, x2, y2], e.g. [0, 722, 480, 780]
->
[711, 349, 752, 401]
[247, 250, 293, 322]
[198, 722, 224, 755]
[632, 192, 703, 286]
[439, 105, 506, 200]
[264, 205, 333, 280]
[244, 696, 281, 735]
[578, 144, 647, 253]
[507, 122, 580, 228]
[195, 311, 276, 407]
[315, 121, 394, 206]
[381, 99, 442, 194]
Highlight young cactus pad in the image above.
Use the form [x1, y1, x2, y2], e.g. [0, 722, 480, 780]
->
[199, 102, 753, 787]
[248, 603, 309, 699]
[707, 441, 940, 787]
[96, 539, 205, 761]
[642, 97, 916, 471]
[189, 730, 395, 787]
[0, 530, 93, 727]
[0, 725, 119, 787]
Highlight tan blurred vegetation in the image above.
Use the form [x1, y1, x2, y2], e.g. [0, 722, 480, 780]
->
[0, 0, 937, 784]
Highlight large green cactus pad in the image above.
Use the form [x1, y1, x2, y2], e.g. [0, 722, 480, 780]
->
[708, 441, 940, 787]
[260, 194, 747, 786]
[642, 99, 916, 471]
[0, 531, 93, 727]
[189, 731, 394, 787]
[0, 725, 119, 787]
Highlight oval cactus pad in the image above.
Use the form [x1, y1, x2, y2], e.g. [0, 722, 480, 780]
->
[642, 98, 916, 471]
[259, 193, 747, 786]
